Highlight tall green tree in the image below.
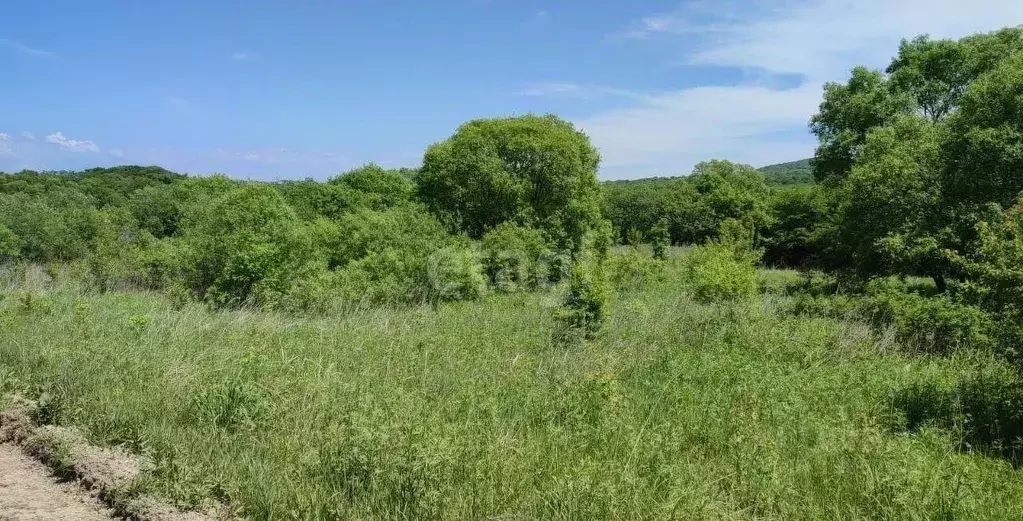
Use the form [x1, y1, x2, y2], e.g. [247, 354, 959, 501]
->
[417, 114, 603, 252]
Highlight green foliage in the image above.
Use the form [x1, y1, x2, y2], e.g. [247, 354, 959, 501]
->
[128, 184, 185, 238]
[810, 26, 1023, 294]
[649, 218, 670, 260]
[426, 246, 488, 302]
[941, 51, 1023, 209]
[601, 176, 688, 243]
[608, 247, 663, 292]
[762, 186, 828, 267]
[892, 358, 1023, 464]
[681, 219, 762, 303]
[683, 243, 758, 303]
[833, 115, 944, 280]
[0, 193, 97, 262]
[554, 262, 610, 342]
[335, 249, 428, 304]
[862, 281, 996, 355]
[178, 184, 317, 308]
[602, 160, 771, 248]
[333, 205, 453, 269]
[480, 222, 551, 292]
[330, 163, 414, 210]
[418, 114, 603, 251]
[624, 227, 645, 247]
[275, 179, 361, 221]
[0, 223, 20, 259]
[758, 159, 815, 186]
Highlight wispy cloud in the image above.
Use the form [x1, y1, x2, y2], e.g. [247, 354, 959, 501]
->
[515, 82, 645, 100]
[231, 51, 256, 61]
[623, 0, 1023, 81]
[108, 149, 125, 158]
[537, 0, 1023, 178]
[46, 132, 99, 152]
[0, 38, 57, 58]
[20, 131, 36, 140]
[0, 133, 12, 156]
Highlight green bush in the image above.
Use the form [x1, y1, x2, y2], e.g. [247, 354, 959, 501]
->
[481, 223, 551, 292]
[426, 246, 487, 302]
[329, 164, 414, 210]
[862, 284, 996, 355]
[649, 218, 670, 260]
[0, 223, 20, 260]
[177, 185, 319, 309]
[683, 244, 758, 303]
[608, 247, 663, 292]
[332, 205, 453, 268]
[554, 262, 611, 342]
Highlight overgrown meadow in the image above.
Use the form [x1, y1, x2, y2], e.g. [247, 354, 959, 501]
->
[3, 260, 1023, 520]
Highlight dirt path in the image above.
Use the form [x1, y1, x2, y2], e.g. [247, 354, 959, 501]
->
[0, 443, 114, 521]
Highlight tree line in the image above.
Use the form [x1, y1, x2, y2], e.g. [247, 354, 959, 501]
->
[0, 116, 608, 315]
[2, 26, 1023, 335]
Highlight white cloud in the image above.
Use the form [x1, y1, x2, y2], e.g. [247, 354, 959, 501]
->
[0, 39, 56, 58]
[516, 82, 644, 100]
[20, 131, 35, 140]
[108, 149, 125, 158]
[575, 82, 822, 176]
[548, 0, 1023, 178]
[231, 51, 255, 61]
[45, 132, 99, 152]
[676, 0, 1023, 80]
[0, 133, 12, 156]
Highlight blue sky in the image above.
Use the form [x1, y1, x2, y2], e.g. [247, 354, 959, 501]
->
[2, 1, 1022, 180]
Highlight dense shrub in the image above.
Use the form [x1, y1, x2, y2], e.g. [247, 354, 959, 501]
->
[683, 244, 758, 303]
[128, 184, 186, 238]
[862, 282, 996, 354]
[0, 223, 19, 259]
[332, 205, 453, 268]
[275, 180, 361, 221]
[682, 220, 762, 303]
[177, 185, 319, 309]
[608, 247, 663, 292]
[335, 249, 424, 304]
[426, 246, 488, 302]
[480, 223, 551, 292]
[649, 218, 670, 260]
[601, 161, 772, 247]
[0, 193, 97, 262]
[329, 164, 414, 210]
[554, 262, 611, 342]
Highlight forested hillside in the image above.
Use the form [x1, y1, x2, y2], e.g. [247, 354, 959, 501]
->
[759, 158, 814, 185]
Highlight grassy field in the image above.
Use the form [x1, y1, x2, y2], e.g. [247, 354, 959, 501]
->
[2, 264, 1023, 520]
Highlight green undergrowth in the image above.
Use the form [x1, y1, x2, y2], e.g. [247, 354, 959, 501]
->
[2, 270, 1023, 519]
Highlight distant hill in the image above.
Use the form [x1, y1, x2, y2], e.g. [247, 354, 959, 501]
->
[758, 158, 814, 186]
[602, 159, 815, 188]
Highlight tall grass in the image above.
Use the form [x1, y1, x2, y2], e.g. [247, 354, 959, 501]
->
[2, 264, 1022, 519]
